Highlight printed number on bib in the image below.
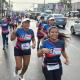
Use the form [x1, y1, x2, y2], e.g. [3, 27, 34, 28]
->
[21, 43, 30, 50]
[53, 48, 61, 55]
[47, 64, 60, 71]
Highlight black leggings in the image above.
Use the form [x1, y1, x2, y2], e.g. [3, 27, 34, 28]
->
[42, 66, 62, 80]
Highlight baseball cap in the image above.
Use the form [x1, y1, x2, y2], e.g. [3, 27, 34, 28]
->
[48, 17, 55, 20]
[22, 18, 30, 23]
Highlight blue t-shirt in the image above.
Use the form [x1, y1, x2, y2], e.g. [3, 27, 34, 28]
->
[44, 24, 50, 31]
[42, 39, 65, 65]
[43, 24, 56, 34]
[15, 28, 34, 50]
[37, 22, 46, 29]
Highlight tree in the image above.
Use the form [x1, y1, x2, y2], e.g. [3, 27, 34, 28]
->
[60, 0, 72, 11]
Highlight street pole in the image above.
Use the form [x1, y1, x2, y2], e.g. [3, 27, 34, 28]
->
[70, 0, 72, 11]
[1, 0, 3, 18]
[44, 0, 45, 12]
[9, 0, 10, 15]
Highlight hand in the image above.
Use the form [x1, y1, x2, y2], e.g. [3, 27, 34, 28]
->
[32, 43, 36, 49]
[42, 48, 50, 54]
[64, 59, 69, 65]
[44, 34, 47, 38]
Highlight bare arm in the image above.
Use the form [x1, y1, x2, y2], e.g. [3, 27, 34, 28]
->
[37, 49, 44, 57]
[10, 31, 16, 41]
[62, 51, 69, 65]
[32, 37, 36, 48]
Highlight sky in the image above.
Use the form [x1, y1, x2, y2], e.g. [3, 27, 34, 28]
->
[6, 0, 79, 11]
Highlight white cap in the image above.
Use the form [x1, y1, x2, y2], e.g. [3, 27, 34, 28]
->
[48, 17, 55, 20]
[22, 18, 30, 23]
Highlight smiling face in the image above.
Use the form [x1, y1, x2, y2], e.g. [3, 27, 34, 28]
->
[48, 19, 55, 25]
[22, 21, 30, 29]
[49, 27, 59, 41]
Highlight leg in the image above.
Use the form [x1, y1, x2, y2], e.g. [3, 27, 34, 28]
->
[15, 56, 22, 74]
[42, 66, 53, 80]
[19, 55, 31, 77]
[53, 67, 62, 80]
[2, 34, 6, 49]
[37, 39, 41, 50]
[6, 34, 8, 45]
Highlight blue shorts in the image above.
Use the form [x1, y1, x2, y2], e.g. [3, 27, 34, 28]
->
[14, 47, 31, 56]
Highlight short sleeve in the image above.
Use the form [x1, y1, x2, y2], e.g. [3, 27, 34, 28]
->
[61, 39, 65, 52]
[30, 29, 35, 39]
[41, 40, 46, 48]
[15, 29, 19, 37]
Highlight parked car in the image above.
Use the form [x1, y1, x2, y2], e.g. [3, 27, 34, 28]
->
[65, 11, 79, 17]
[70, 19, 80, 35]
[44, 10, 52, 14]
[30, 12, 41, 20]
[36, 13, 49, 23]
[47, 14, 67, 29]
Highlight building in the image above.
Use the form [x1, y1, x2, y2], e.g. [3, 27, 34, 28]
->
[72, 2, 80, 11]
[0, 0, 13, 18]
[36, 3, 65, 14]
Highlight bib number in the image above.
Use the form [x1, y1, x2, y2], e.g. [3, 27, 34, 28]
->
[47, 64, 60, 71]
[53, 48, 61, 55]
[21, 43, 30, 50]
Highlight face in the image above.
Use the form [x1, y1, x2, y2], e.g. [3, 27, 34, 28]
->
[49, 28, 59, 41]
[48, 19, 55, 25]
[22, 21, 30, 29]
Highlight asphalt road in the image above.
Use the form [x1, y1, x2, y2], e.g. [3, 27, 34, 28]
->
[0, 19, 80, 80]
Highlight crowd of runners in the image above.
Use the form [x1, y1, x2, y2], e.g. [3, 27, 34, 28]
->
[0, 14, 69, 80]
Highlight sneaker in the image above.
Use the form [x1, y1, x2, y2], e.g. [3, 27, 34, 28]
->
[19, 75, 25, 80]
[3, 47, 5, 50]
[13, 72, 19, 80]
[16, 75, 20, 80]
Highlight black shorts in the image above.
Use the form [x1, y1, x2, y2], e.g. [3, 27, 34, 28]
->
[42, 66, 62, 80]
[14, 47, 31, 56]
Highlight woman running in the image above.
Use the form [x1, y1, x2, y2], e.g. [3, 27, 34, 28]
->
[37, 26, 69, 80]
[11, 18, 36, 80]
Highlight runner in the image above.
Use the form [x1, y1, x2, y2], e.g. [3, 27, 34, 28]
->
[37, 26, 69, 80]
[37, 16, 47, 50]
[16, 16, 22, 26]
[10, 18, 36, 80]
[37, 17, 56, 50]
[43, 17, 56, 34]
[0, 17, 9, 50]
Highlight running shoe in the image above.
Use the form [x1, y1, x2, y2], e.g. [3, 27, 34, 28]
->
[18, 75, 25, 80]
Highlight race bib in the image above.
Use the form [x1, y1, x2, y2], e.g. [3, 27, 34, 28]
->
[21, 43, 30, 50]
[47, 64, 60, 71]
[53, 48, 61, 55]
[25, 35, 32, 40]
